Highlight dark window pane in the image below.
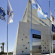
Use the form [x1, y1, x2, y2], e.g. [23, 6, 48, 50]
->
[32, 34, 41, 39]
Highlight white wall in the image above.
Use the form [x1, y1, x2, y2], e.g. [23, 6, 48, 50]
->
[14, 22, 50, 55]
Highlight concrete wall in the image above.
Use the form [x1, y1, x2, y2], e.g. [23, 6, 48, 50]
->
[14, 22, 50, 55]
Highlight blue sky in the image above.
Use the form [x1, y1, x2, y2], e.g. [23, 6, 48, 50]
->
[0, 0, 28, 52]
[35, 0, 55, 18]
[0, 0, 55, 52]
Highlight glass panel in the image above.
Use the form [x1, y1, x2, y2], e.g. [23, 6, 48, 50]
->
[30, 29, 41, 55]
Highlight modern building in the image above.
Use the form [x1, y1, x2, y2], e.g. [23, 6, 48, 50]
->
[13, 0, 55, 55]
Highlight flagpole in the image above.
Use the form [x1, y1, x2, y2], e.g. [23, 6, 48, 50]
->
[52, 29, 53, 53]
[7, 0, 8, 55]
[30, 0, 32, 54]
[31, 0, 32, 33]
[7, 17, 8, 55]
[49, 0, 51, 54]
[49, 0, 53, 54]
[7, 0, 13, 54]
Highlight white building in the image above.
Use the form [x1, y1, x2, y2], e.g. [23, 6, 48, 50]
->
[13, 0, 55, 55]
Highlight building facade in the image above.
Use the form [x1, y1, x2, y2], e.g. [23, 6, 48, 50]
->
[13, 0, 55, 55]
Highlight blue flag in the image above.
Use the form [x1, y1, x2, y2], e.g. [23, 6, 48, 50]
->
[32, 0, 38, 9]
[0, 7, 6, 20]
[32, 0, 47, 19]
[52, 24, 55, 32]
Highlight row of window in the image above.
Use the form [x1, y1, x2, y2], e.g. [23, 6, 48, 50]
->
[21, 34, 29, 53]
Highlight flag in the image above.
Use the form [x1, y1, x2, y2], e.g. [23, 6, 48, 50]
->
[52, 24, 55, 32]
[50, 12, 55, 32]
[50, 12, 54, 24]
[32, 0, 38, 9]
[37, 5, 47, 19]
[7, 0, 14, 24]
[32, 0, 47, 19]
[0, 7, 6, 20]
[50, 12, 55, 24]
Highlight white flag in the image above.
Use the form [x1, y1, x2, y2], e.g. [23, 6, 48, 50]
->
[7, 0, 14, 24]
[50, 12, 54, 24]
[32, 0, 36, 4]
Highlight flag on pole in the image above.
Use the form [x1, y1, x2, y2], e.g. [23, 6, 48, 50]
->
[50, 12, 55, 32]
[37, 5, 47, 19]
[52, 24, 55, 32]
[32, 0, 38, 9]
[7, 0, 14, 24]
[50, 12, 55, 24]
[32, 0, 47, 19]
[0, 7, 6, 20]
[50, 12, 55, 25]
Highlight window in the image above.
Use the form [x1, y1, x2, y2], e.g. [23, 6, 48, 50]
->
[22, 39, 23, 41]
[25, 47, 27, 49]
[43, 50, 44, 52]
[44, 47, 46, 49]
[23, 45, 25, 47]
[32, 34, 41, 39]
[28, 42, 29, 44]
[22, 51, 24, 53]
